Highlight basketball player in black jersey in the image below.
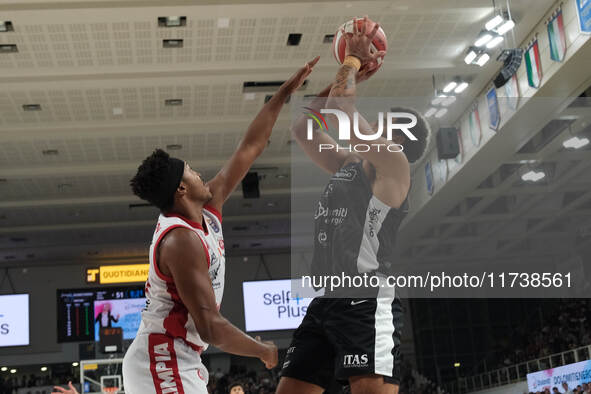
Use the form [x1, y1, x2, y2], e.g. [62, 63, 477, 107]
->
[278, 18, 430, 394]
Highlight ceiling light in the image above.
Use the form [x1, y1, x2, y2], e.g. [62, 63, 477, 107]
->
[0, 367, 7, 371]
[563, 136, 590, 149]
[72, 362, 79, 367]
[464, 50, 478, 64]
[475, 31, 493, 47]
[0, 44, 17, 53]
[10, 369, 16, 374]
[486, 35, 504, 49]
[485, 15, 504, 31]
[425, 108, 438, 117]
[435, 108, 448, 118]
[443, 81, 457, 93]
[431, 93, 447, 106]
[23, 104, 41, 111]
[454, 82, 469, 93]
[40, 367, 47, 372]
[164, 99, 183, 106]
[0, 21, 14, 32]
[158, 16, 187, 28]
[522, 170, 545, 182]
[166, 144, 182, 150]
[276, 174, 288, 179]
[162, 39, 183, 48]
[442, 96, 456, 107]
[496, 19, 515, 35]
[476, 53, 490, 67]
[454, 362, 461, 368]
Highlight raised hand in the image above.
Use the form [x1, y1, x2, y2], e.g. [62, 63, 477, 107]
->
[279, 56, 320, 96]
[52, 381, 79, 394]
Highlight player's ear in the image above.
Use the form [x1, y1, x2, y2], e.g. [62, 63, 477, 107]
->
[177, 182, 187, 196]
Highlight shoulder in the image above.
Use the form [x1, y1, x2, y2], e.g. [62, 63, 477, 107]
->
[159, 227, 206, 258]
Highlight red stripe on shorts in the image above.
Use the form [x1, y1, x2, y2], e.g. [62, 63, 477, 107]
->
[148, 334, 185, 394]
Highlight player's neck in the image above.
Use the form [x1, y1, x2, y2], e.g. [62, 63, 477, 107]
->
[171, 201, 205, 227]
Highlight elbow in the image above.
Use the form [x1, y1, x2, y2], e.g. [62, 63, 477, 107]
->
[196, 313, 225, 346]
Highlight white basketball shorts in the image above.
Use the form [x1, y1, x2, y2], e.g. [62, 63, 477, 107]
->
[123, 333, 208, 394]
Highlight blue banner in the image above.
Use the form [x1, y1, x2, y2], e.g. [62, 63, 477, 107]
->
[576, 0, 591, 34]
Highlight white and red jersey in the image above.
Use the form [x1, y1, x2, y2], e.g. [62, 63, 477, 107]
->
[137, 205, 225, 353]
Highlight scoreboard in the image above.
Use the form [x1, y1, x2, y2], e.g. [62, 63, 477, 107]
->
[57, 286, 145, 343]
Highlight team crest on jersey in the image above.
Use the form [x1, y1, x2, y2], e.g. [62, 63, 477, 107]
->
[205, 216, 220, 233]
[218, 239, 225, 250]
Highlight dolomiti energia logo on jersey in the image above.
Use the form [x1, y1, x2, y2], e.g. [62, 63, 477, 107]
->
[305, 109, 418, 152]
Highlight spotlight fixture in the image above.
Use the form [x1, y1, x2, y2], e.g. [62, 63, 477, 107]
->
[464, 47, 490, 66]
[425, 107, 438, 117]
[0, 367, 7, 371]
[0, 21, 14, 32]
[522, 170, 545, 182]
[72, 362, 79, 367]
[563, 136, 590, 149]
[443, 81, 457, 93]
[455, 82, 469, 93]
[464, 49, 478, 64]
[474, 30, 494, 47]
[435, 108, 448, 118]
[475, 52, 490, 67]
[496, 19, 515, 35]
[431, 93, 447, 106]
[485, 15, 504, 31]
[40, 367, 48, 372]
[486, 35, 504, 49]
[442, 96, 456, 107]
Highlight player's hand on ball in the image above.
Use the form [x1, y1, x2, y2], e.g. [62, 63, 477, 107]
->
[356, 62, 380, 83]
[256, 335, 278, 369]
[342, 16, 386, 68]
[279, 56, 320, 96]
[52, 381, 79, 394]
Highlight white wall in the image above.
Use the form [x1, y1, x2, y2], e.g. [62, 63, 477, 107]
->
[469, 381, 529, 394]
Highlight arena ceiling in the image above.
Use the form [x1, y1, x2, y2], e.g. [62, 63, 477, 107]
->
[2, 0, 590, 270]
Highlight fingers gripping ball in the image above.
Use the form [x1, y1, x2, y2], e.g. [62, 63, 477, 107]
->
[332, 18, 387, 71]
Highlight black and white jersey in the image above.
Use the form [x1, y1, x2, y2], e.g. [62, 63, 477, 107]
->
[311, 160, 408, 293]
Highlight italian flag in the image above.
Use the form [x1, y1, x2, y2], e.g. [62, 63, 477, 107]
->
[548, 11, 566, 62]
[525, 40, 542, 88]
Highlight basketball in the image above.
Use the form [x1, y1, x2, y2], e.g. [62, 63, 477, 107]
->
[332, 17, 388, 71]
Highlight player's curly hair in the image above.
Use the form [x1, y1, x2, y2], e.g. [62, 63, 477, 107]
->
[130, 149, 177, 211]
[390, 106, 431, 164]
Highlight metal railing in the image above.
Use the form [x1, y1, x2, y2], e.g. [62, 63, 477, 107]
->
[446, 344, 591, 393]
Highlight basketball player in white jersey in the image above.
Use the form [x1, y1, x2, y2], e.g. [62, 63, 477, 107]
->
[122, 57, 319, 394]
[278, 19, 430, 394]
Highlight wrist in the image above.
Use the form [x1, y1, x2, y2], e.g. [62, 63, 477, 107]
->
[343, 55, 361, 71]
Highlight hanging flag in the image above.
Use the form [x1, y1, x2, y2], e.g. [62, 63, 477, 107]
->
[548, 9, 567, 62]
[525, 39, 542, 88]
[575, 0, 591, 34]
[504, 74, 520, 111]
[469, 105, 482, 147]
[487, 87, 501, 131]
[425, 161, 434, 195]
[454, 128, 463, 164]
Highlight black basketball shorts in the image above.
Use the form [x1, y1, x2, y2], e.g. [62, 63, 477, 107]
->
[280, 294, 403, 388]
